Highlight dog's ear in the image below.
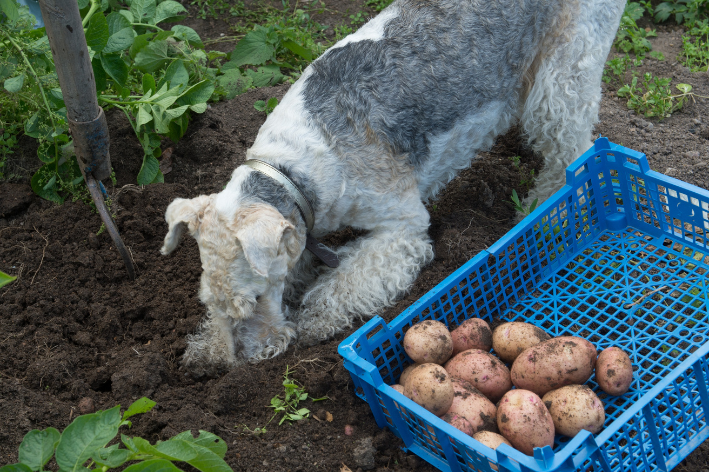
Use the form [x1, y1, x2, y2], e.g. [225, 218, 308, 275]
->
[161, 196, 210, 255]
[234, 206, 301, 277]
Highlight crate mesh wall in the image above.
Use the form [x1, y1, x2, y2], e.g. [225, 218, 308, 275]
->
[339, 139, 709, 472]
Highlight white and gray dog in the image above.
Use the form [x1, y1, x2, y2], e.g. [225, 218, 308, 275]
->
[161, 0, 625, 375]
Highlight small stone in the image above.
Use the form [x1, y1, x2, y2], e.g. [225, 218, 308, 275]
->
[352, 437, 376, 471]
[278, 445, 287, 453]
[87, 232, 100, 249]
[262, 461, 269, 467]
[684, 151, 700, 159]
[301, 444, 309, 450]
[345, 424, 354, 436]
[665, 167, 678, 177]
[78, 397, 95, 414]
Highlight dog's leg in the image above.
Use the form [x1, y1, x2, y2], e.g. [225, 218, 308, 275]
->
[295, 224, 433, 346]
[182, 310, 237, 376]
[520, 0, 624, 209]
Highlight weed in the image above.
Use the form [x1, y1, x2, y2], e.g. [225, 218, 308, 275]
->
[0, 270, 16, 288]
[349, 11, 366, 26]
[654, 0, 709, 27]
[0, 397, 234, 472]
[649, 50, 666, 60]
[679, 21, 709, 71]
[268, 366, 327, 425]
[365, 0, 394, 12]
[602, 54, 642, 84]
[509, 155, 521, 168]
[617, 73, 699, 118]
[191, 0, 244, 20]
[511, 189, 538, 216]
[238, 424, 268, 435]
[614, 2, 656, 57]
[254, 97, 278, 114]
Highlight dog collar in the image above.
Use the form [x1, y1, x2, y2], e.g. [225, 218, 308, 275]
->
[243, 159, 315, 231]
[243, 159, 340, 268]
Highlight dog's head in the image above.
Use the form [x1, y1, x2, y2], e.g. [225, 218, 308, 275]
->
[160, 195, 306, 322]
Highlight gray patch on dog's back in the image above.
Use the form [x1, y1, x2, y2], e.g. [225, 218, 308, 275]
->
[302, 0, 555, 168]
[241, 165, 319, 222]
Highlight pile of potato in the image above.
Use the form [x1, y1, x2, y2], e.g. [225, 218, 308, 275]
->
[392, 318, 633, 456]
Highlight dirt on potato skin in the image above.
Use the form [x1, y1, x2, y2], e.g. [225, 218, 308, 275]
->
[2, 21, 709, 472]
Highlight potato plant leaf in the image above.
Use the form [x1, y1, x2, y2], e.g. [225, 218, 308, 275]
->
[134, 40, 170, 72]
[245, 65, 284, 88]
[86, 12, 109, 53]
[171, 25, 203, 49]
[91, 445, 132, 468]
[123, 459, 182, 472]
[104, 26, 135, 54]
[172, 431, 227, 458]
[4, 73, 24, 93]
[55, 406, 122, 472]
[106, 11, 132, 35]
[0, 270, 17, 289]
[130, 0, 156, 24]
[217, 69, 252, 99]
[100, 53, 129, 88]
[122, 397, 157, 421]
[0, 0, 19, 22]
[153, 0, 187, 25]
[0, 465, 32, 472]
[137, 154, 160, 185]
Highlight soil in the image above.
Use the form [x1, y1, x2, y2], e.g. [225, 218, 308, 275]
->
[2, 4, 709, 471]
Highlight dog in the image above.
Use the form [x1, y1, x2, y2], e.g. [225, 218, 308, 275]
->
[161, 0, 625, 376]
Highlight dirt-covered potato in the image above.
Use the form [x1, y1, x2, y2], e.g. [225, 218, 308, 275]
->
[542, 385, 605, 437]
[444, 349, 512, 403]
[404, 363, 454, 416]
[447, 378, 497, 434]
[497, 389, 555, 455]
[391, 384, 405, 395]
[492, 322, 551, 363]
[404, 320, 454, 365]
[451, 318, 493, 356]
[472, 431, 512, 450]
[595, 347, 633, 396]
[511, 336, 597, 397]
[441, 412, 474, 435]
[399, 363, 420, 387]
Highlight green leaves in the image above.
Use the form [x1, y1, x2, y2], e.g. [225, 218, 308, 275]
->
[254, 97, 278, 114]
[3, 398, 234, 472]
[55, 406, 123, 472]
[18, 429, 61, 471]
[100, 53, 129, 88]
[130, 0, 156, 24]
[229, 27, 275, 67]
[134, 40, 171, 72]
[0, 0, 19, 22]
[0, 270, 17, 289]
[153, 1, 187, 24]
[86, 12, 110, 53]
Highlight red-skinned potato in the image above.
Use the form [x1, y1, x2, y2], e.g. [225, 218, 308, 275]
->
[404, 320, 454, 365]
[451, 318, 493, 356]
[497, 389, 555, 455]
[595, 347, 633, 396]
[446, 378, 497, 434]
[511, 336, 597, 397]
[444, 349, 512, 403]
[441, 412, 474, 435]
[542, 385, 606, 437]
[404, 363, 454, 416]
[492, 322, 551, 363]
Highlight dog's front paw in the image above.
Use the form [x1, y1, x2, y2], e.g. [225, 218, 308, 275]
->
[294, 307, 351, 347]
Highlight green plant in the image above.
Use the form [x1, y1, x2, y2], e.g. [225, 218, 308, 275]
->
[0, 270, 16, 288]
[602, 54, 642, 84]
[511, 189, 537, 216]
[191, 0, 244, 20]
[365, 0, 394, 12]
[1, 0, 227, 200]
[617, 73, 697, 118]
[614, 2, 656, 56]
[349, 11, 366, 26]
[654, 0, 709, 26]
[0, 397, 234, 472]
[0, 123, 19, 179]
[226, 2, 327, 83]
[679, 21, 709, 71]
[509, 155, 521, 167]
[254, 97, 278, 114]
[268, 366, 327, 425]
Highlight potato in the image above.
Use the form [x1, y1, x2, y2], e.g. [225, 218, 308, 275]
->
[444, 349, 512, 403]
[472, 431, 512, 450]
[404, 363, 454, 416]
[399, 363, 420, 387]
[441, 412, 474, 435]
[542, 385, 605, 437]
[451, 318, 493, 356]
[391, 384, 405, 395]
[497, 389, 555, 455]
[404, 320, 454, 365]
[595, 347, 633, 396]
[511, 336, 597, 397]
[447, 378, 497, 434]
[492, 322, 551, 363]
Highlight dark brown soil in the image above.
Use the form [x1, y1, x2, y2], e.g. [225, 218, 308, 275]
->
[2, 6, 709, 472]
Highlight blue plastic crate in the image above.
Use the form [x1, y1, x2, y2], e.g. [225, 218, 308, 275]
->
[338, 138, 709, 472]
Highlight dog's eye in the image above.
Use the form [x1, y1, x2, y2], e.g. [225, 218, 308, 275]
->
[255, 295, 261, 302]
